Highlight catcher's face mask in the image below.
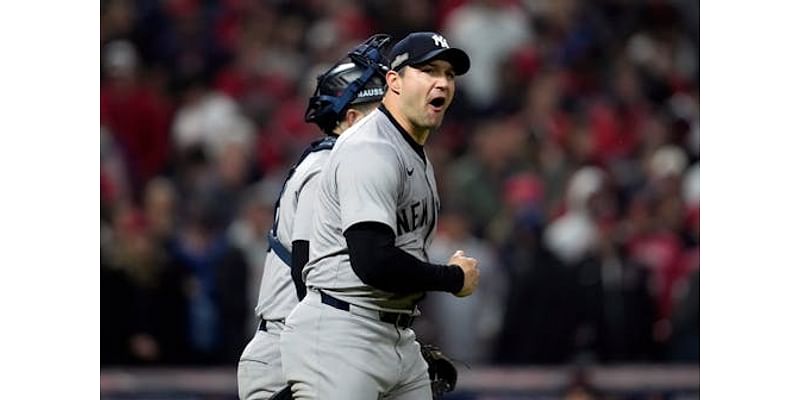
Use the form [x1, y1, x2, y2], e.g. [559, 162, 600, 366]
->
[305, 34, 392, 134]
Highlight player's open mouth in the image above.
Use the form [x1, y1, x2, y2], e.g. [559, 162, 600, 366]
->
[428, 96, 446, 112]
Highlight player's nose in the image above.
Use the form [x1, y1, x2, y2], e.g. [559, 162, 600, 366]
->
[431, 80, 450, 98]
[432, 74, 450, 89]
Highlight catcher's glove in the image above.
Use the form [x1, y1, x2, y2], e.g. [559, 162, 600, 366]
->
[420, 343, 458, 399]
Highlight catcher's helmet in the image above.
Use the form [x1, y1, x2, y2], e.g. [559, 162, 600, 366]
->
[305, 34, 391, 134]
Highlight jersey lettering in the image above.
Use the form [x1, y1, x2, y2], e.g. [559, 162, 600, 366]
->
[419, 201, 429, 232]
[410, 202, 421, 230]
[396, 200, 430, 236]
[397, 207, 411, 234]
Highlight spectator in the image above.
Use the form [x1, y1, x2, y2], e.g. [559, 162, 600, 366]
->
[171, 84, 255, 163]
[446, 117, 532, 234]
[101, 40, 173, 196]
[227, 185, 273, 314]
[101, 203, 191, 365]
[543, 166, 605, 266]
[170, 201, 248, 364]
[494, 196, 576, 364]
[425, 209, 507, 364]
[444, 0, 534, 109]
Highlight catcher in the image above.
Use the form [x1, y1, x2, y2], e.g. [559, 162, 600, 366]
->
[238, 35, 391, 400]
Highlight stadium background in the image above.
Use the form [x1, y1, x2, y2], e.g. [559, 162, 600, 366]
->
[100, 0, 699, 398]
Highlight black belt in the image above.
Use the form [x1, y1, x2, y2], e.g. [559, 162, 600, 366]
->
[320, 291, 415, 329]
[258, 318, 284, 332]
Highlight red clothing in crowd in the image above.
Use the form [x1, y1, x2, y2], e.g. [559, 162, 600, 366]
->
[101, 82, 173, 193]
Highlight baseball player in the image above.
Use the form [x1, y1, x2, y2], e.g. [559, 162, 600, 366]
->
[237, 35, 392, 400]
[280, 32, 478, 399]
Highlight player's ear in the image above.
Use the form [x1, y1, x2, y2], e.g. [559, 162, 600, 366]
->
[386, 70, 401, 95]
[345, 108, 362, 127]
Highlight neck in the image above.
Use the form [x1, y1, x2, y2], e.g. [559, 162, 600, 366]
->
[382, 99, 430, 145]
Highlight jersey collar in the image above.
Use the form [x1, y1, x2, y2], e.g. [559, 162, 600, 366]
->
[378, 104, 426, 162]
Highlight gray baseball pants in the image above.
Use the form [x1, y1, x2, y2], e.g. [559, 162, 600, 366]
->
[280, 290, 431, 399]
[238, 320, 288, 400]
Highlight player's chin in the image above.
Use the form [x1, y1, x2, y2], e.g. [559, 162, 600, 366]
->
[423, 110, 446, 126]
[422, 116, 444, 130]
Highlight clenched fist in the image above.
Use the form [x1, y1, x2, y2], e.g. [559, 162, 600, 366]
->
[449, 250, 479, 297]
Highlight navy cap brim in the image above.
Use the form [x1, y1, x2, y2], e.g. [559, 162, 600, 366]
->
[409, 47, 471, 76]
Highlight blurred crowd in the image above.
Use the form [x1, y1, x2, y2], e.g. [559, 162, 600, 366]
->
[100, 0, 699, 367]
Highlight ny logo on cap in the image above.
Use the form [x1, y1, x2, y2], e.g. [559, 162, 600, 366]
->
[431, 34, 449, 48]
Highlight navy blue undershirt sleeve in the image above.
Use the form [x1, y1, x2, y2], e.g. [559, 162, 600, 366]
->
[344, 221, 464, 294]
[290, 240, 309, 300]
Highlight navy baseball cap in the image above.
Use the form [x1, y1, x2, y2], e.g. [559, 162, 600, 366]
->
[387, 32, 470, 76]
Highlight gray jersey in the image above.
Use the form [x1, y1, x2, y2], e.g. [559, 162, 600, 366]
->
[304, 107, 441, 312]
[254, 150, 329, 320]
